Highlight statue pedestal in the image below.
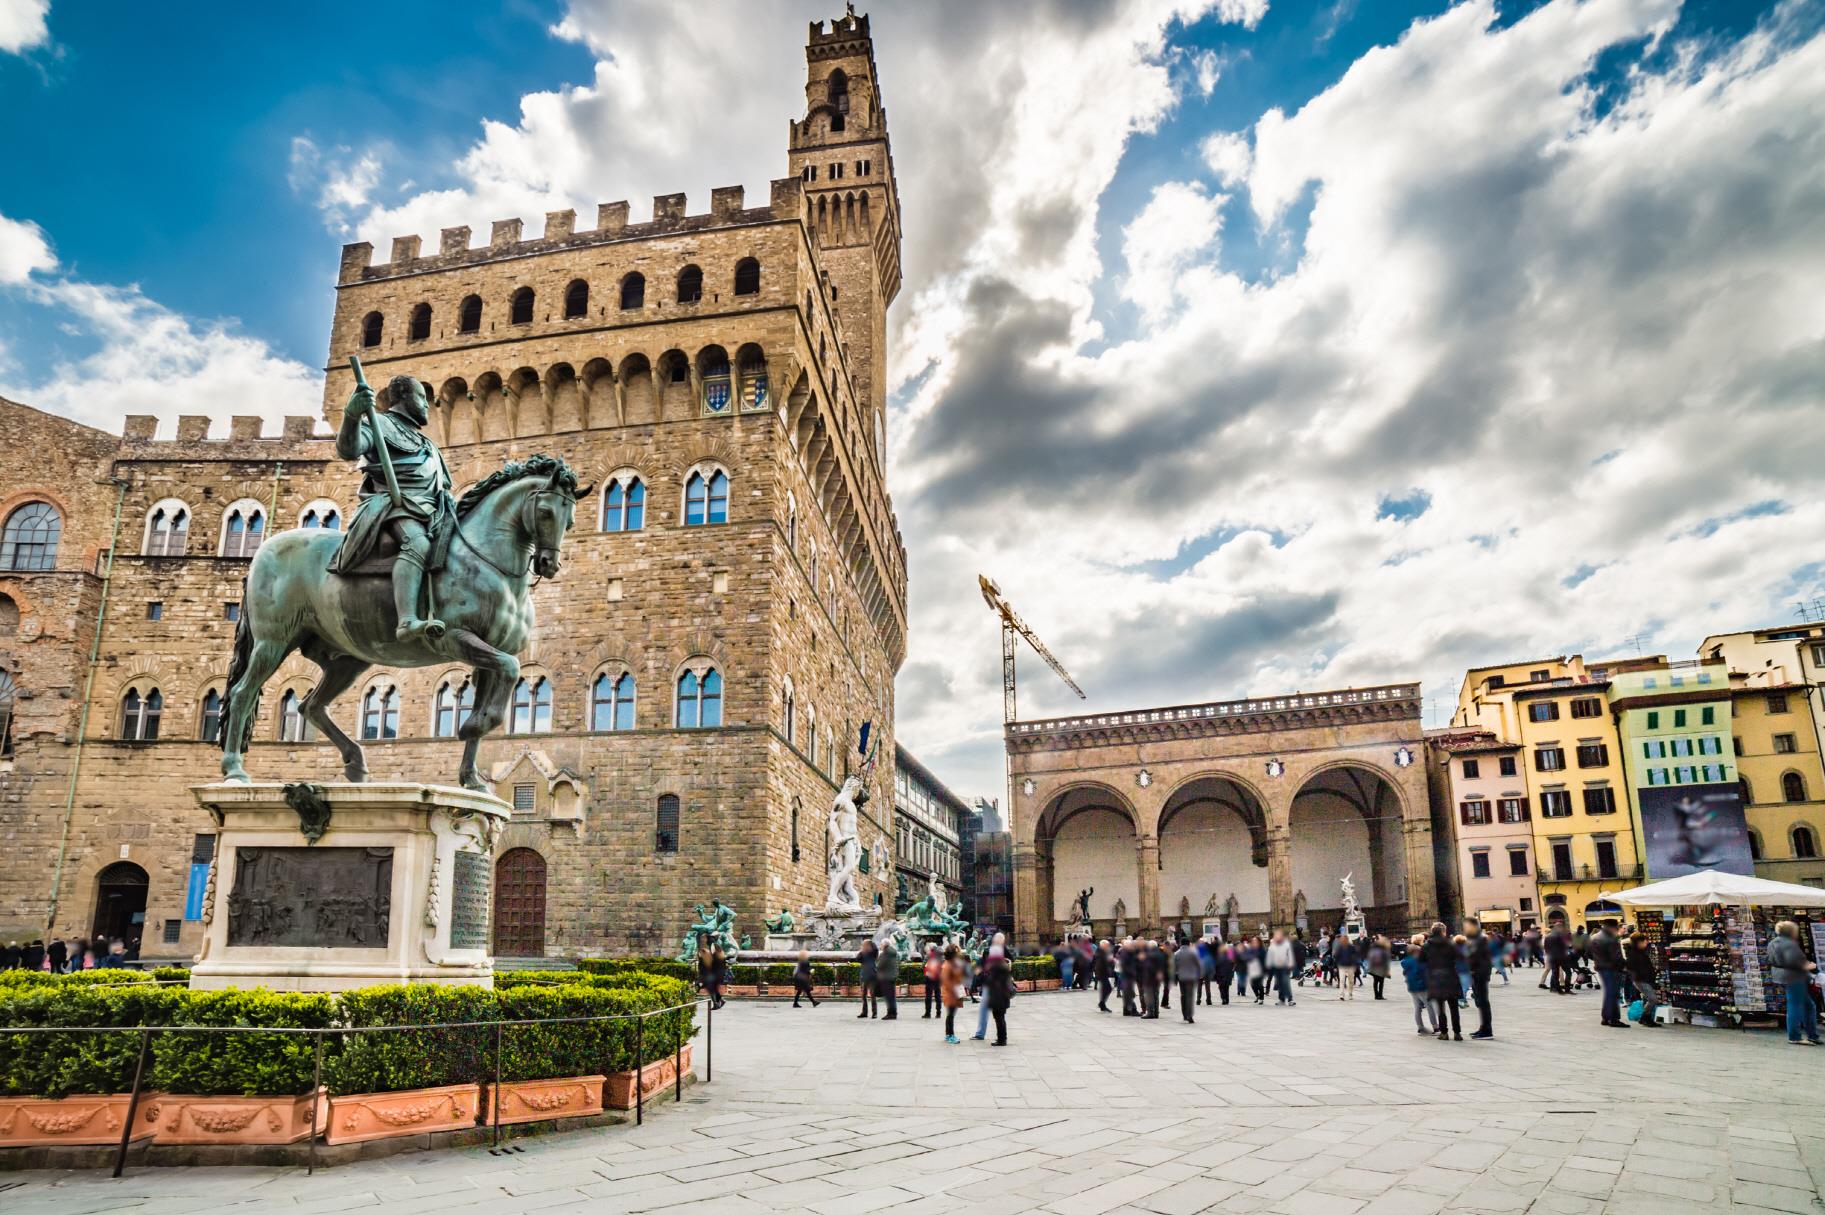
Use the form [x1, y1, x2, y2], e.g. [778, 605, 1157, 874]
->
[187, 782, 508, 992]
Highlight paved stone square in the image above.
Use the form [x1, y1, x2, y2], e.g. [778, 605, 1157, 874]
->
[8, 977, 1824, 1213]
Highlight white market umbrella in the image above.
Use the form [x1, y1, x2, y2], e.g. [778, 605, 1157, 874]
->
[1606, 869, 1825, 908]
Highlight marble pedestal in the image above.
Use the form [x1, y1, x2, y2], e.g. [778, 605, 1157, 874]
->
[188, 782, 508, 992]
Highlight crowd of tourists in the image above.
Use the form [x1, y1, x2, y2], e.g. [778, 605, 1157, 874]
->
[0, 936, 132, 972]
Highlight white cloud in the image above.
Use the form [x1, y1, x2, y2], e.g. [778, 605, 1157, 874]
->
[0, 213, 55, 282]
[1121, 181, 1223, 320]
[0, 210, 322, 434]
[1192, 48, 1223, 96]
[288, 137, 386, 236]
[1214, 0, 1269, 31]
[1200, 129, 1251, 185]
[0, 0, 48, 55]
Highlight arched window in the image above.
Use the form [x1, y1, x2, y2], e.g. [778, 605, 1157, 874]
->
[809, 540, 818, 588]
[619, 272, 645, 310]
[740, 346, 768, 410]
[655, 794, 680, 853]
[601, 476, 646, 532]
[510, 287, 535, 325]
[198, 688, 223, 742]
[676, 265, 703, 304]
[120, 687, 162, 741]
[458, 294, 482, 333]
[299, 502, 342, 530]
[360, 684, 399, 740]
[1748, 829, 1763, 861]
[220, 503, 265, 559]
[591, 671, 635, 731]
[676, 667, 722, 728]
[0, 592, 15, 636]
[786, 493, 797, 549]
[1740, 777, 1755, 807]
[408, 302, 432, 341]
[699, 347, 731, 413]
[684, 468, 729, 526]
[510, 676, 553, 734]
[807, 704, 818, 766]
[1, 502, 61, 571]
[1795, 826, 1820, 859]
[733, 258, 760, 296]
[783, 677, 796, 745]
[1783, 771, 1808, 803]
[433, 678, 474, 738]
[278, 688, 316, 742]
[0, 669, 15, 758]
[144, 502, 189, 556]
[361, 311, 383, 347]
[564, 279, 589, 319]
[828, 69, 849, 132]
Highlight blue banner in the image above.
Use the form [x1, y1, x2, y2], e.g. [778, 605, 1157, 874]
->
[184, 862, 210, 921]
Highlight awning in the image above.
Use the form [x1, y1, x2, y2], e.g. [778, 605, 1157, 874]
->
[1606, 869, 1825, 908]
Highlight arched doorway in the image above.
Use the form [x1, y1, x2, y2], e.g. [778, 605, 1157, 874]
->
[1289, 765, 1409, 932]
[493, 848, 547, 957]
[1036, 785, 1137, 936]
[1159, 776, 1270, 934]
[92, 861, 149, 955]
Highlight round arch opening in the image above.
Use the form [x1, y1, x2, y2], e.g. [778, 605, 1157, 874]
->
[92, 860, 149, 955]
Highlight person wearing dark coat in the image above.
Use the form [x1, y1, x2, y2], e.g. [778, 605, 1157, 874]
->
[791, 950, 820, 1008]
[1419, 923, 1463, 1041]
[1172, 941, 1203, 1023]
[1118, 940, 1141, 1016]
[46, 939, 67, 974]
[1541, 926, 1571, 994]
[1142, 941, 1167, 1018]
[856, 941, 879, 1019]
[1623, 932, 1659, 1027]
[23, 940, 46, 973]
[982, 949, 1014, 1045]
[1092, 940, 1116, 1013]
[1588, 922, 1627, 1028]
[1211, 944, 1236, 1005]
[1461, 918, 1494, 1039]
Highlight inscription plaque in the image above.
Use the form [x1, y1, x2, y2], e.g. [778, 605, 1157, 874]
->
[226, 847, 393, 949]
[449, 849, 491, 950]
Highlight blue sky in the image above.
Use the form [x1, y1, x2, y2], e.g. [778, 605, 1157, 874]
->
[3, 0, 1822, 800]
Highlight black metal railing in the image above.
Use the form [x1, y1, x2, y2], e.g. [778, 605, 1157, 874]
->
[0, 996, 711, 1178]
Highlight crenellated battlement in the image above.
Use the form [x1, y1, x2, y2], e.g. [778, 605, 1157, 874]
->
[339, 179, 805, 284]
[119, 414, 329, 446]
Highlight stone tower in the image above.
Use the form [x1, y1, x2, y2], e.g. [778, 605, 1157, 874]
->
[788, 9, 903, 463]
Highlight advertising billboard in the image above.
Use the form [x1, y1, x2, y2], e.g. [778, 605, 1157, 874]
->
[1637, 783, 1755, 878]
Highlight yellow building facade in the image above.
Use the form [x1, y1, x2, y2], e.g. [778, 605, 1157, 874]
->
[1728, 680, 1825, 887]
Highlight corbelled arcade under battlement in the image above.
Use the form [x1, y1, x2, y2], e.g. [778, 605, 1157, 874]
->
[1007, 684, 1438, 947]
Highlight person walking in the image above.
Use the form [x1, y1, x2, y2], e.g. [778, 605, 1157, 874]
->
[1333, 932, 1361, 1001]
[1119, 938, 1141, 1016]
[1196, 937, 1214, 1006]
[1589, 920, 1627, 1028]
[877, 937, 901, 1020]
[46, 937, 66, 975]
[1154, 939, 1172, 1013]
[1246, 938, 1268, 1004]
[1623, 931, 1660, 1027]
[1266, 931, 1297, 1006]
[1462, 917, 1493, 1039]
[973, 932, 1008, 1039]
[696, 942, 715, 1000]
[1141, 940, 1164, 1019]
[1420, 923, 1462, 1041]
[1172, 939, 1202, 1023]
[982, 944, 1014, 1046]
[1768, 920, 1820, 1045]
[1400, 934, 1437, 1034]
[1490, 930, 1511, 985]
[1054, 939, 1075, 991]
[707, 945, 728, 1010]
[1212, 942, 1236, 1006]
[791, 950, 820, 1007]
[922, 945, 942, 1018]
[1366, 935, 1391, 1000]
[856, 940, 879, 1019]
[1093, 939, 1115, 1013]
[1542, 924, 1570, 994]
[940, 944, 966, 1043]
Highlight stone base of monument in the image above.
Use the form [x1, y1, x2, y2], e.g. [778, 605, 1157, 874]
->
[187, 782, 508, 992]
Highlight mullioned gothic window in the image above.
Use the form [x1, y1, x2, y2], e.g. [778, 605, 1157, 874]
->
[592, 671, 635, 731]
[120, 687, 162, 741]
[510, 676, 553, 734]
[360, 684, 399, 740]
[144, 503, 189, 556]
[434, 678, 474, 737]
[601, 476, 646, 532]
[684, 468, 729, 526]
[675, 667, 722, 728]
[1, 502, 61, 571]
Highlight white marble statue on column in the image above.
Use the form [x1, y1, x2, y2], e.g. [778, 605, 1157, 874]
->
[825, 773, 865, 912]
[1340, 871, 1365, 934]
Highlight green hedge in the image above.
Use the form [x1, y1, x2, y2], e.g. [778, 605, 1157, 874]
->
[149, 966, 192, 985]
[0, 969, 154, 988]
[575, 957, 696, 983]
[0, 971, 696, 1100]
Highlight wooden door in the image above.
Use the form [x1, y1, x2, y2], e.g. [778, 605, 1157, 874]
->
[493, 848, 547, 957]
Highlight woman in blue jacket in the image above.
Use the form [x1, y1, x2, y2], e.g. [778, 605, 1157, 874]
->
[1400, 933, 1437, 1035]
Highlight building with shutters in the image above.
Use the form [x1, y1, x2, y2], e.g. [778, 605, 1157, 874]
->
[0, 9, 909, 961]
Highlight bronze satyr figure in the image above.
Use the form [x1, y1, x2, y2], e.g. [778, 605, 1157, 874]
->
[218, 361, 591, 789]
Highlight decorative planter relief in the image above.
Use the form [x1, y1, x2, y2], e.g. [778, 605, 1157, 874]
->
[604, 1043, 692, 1110]
[0, 1093, 142, 1148]
[141, 1091, 322, 1145]
[483, 1074, 607, 1125]
[321, 1082, 480, 1145]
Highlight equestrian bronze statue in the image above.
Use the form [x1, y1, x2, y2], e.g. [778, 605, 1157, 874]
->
[218, 358, 591, 790]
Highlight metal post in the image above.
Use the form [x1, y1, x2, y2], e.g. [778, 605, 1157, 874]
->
[307, 1032, 324, 1176]
[113, 1028, 152, 1178]
[674, 1009, 683, 1103]
[634, 1014, 645, 1126]
[491, 1022, 504, 1149]
[706, 995, 713, 1082]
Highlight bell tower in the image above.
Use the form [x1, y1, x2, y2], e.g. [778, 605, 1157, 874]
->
[789, 7, 902, 460]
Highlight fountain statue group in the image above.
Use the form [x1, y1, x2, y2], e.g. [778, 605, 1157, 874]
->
[676, 898, 750, 962]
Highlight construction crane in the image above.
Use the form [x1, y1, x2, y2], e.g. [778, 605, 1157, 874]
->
[979, 574, 1086, 724]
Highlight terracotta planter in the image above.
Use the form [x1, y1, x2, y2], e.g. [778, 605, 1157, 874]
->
[604, 1043, 692, 1110]
[0, 1093, 144, 1148]
[483, 1074, 607, 1126]
[141, 1090, 322, 1145]
[322, 1082, 479, 1145]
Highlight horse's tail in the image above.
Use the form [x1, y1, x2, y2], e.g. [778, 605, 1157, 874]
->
[218, 578, 254, 750]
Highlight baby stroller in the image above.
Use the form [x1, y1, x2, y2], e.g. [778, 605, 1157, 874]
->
[1298, 959, 1326, 986]
[1570, 957, 1596, 989]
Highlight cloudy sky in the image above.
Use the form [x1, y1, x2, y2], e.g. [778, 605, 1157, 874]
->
[2, 0, 1822, 801]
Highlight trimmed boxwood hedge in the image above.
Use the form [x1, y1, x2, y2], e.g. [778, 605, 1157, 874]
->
[0, 970, 696, 1100]
[0, 969, 155, 988]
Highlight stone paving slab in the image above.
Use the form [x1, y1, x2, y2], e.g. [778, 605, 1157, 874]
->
[7, 978, 1825, 1213]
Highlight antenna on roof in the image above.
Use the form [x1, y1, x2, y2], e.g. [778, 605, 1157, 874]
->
[1796, 598, 1825, 623]
[1620, 633, 1649, 656]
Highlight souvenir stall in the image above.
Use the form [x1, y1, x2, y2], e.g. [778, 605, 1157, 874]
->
[1609, 870, 1825, 1027]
